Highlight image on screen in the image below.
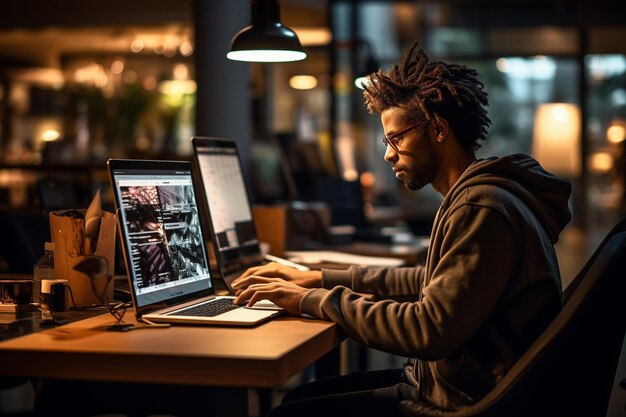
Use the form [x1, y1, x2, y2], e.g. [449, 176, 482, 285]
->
[121, 183, 208, 289]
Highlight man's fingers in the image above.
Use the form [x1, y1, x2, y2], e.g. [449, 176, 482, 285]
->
[233, 264, 281, 286]
[234, 281, 278, 303]
[233, 287, 254, 305]
[232, 275, 280, 289]
[235, 267, 261, 282]
[233, 280, 287, 304]
[247, 290, 275, 307]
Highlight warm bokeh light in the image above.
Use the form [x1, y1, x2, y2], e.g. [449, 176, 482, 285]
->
[588, 152, 614, 174]
[532, 103, 581, 176]
[11, 68, 65, 89]
[293, 27, 332, 46]
[130, 38, 144, 53]
[41, 129, 61, 142]
[607, 125, 626, 144]
[153, 44, 165, 55]
[158, 80, 197, 95]
[163, 47, 177, 58]
[110, 59, 125, 75]
[343, 169, 358, 181]
[289, 75, 317, 90]
[360, 171, 376, 187]
[173, 63, 189, 80]
[179, 40, 194, 57]
[74, 63, 108, 88]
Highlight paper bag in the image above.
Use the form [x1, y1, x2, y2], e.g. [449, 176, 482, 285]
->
[50, 210, 116, 307]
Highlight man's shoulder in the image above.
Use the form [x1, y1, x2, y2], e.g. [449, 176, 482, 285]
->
[453, 182, 521, 209]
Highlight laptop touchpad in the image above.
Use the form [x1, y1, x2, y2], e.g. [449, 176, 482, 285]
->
[246, 300, 283, 310]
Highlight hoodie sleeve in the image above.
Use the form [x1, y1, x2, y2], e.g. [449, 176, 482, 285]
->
[321, 265, 425, 299]
[299, 204, 519, 359]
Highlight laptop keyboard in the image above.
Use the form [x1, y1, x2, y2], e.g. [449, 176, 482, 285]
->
[170, 298, 240, 317]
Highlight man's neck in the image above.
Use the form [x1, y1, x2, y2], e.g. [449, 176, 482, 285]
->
[432, 150, 477, 197]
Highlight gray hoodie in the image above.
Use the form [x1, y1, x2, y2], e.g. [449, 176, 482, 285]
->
[300, 154, 572, 411]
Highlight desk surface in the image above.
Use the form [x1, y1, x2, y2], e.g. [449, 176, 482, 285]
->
[0, 311, 342, 388]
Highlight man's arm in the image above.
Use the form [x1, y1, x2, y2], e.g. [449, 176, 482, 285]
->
[301, 205, 519, 359]
[322, 265, 425, 300]
[233, 260, 426, 299]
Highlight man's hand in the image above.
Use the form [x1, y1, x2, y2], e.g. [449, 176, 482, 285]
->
[233, 277, 310, 315]
[232, 262, 322, 289]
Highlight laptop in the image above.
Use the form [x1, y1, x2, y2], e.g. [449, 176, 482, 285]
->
[191, 137, 309, 293]
[107, 158, 282, 326]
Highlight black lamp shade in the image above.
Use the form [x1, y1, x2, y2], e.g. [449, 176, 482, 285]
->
[227, 0, 306, 62]
[355, 56, 380, 89]
[354, 41, 380, 89]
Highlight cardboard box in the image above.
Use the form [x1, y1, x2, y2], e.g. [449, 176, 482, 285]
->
[49, 210, 116, 307]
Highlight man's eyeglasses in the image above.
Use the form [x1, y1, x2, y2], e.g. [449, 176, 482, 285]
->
[382, 122, 426, 151]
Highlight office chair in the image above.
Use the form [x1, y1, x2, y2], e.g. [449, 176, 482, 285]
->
[399, 218, 626, 417]
[563, 218, 626, 303]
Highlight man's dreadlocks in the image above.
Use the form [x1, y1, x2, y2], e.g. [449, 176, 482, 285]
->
[363, 42, 491, 151]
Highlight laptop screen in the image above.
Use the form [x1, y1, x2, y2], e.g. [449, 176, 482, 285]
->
[108, 160, 213, 308]
[192, 138, 263, 275]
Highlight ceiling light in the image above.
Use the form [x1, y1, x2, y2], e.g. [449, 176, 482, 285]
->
[289, 75, 317, 90]
[354, 55, 379, 89]
[354, 41, 380, 90]
[227, 0, 306, 63]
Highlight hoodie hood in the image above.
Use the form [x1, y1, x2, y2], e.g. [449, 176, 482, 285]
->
[443, 153, 572, 243]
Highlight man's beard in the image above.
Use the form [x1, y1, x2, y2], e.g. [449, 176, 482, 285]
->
[399, 138, 438, 191]
[404, 168, 435, 191]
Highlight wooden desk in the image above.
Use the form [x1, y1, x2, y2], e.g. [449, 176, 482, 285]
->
[0, 312, 341, 388]
[0, 311, 342, 416]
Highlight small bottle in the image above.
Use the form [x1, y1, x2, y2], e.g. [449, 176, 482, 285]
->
[33, 242, 55, 305]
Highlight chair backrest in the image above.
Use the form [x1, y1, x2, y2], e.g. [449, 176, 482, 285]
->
[563, 218, 626, 302]
[400, 219, 626, 417]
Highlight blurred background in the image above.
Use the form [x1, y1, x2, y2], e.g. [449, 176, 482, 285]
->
[0, 0, 625, 281]
[1, 2, 626, 415]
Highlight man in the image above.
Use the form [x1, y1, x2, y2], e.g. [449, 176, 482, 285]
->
[233, 42, 572, 416]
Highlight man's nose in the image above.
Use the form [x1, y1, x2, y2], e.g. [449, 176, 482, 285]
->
[384, 145, 398, 163]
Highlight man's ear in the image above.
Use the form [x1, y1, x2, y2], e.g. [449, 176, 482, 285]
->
[433, 114, 449, 142]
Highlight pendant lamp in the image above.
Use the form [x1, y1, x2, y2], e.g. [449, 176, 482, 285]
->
[227, 0, 307, 63]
